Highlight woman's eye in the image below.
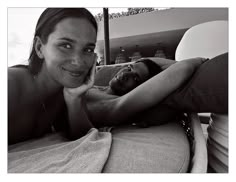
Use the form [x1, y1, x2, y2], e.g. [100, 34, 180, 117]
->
[60, 43, 72, 49]
[84, 48, 95, 53]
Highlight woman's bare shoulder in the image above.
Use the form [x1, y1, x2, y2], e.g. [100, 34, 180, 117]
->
[8, 66, 32, 84]
[8, 67, 34, 103]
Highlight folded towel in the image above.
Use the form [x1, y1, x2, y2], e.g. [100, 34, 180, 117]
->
[8, 128, 112, 173]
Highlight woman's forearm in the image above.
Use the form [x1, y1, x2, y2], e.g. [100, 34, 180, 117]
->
[145, 57, 177, 70]
[65, 96, 94, 140]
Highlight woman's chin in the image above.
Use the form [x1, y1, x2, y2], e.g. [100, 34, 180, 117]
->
[62, 79, 85, 88]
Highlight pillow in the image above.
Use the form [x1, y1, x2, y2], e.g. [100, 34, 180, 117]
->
[175, 20, 228, 61]
[102, 122, 190, 173]
[163, 53, 228, 114]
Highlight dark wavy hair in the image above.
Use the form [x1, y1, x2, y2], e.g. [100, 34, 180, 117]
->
[135, 59, 162, 80]
[28, 8, 98, 75]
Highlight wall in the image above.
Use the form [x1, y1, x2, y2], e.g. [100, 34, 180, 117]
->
[96, 8, 228, 63]
[97, 8, 228, 40]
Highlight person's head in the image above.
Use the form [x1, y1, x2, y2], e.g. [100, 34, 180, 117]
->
[109, 59, 162, 95]
[29, 8, 98, 88]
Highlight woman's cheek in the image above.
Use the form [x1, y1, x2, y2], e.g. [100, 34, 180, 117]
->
[85, 54, 96, 68]
[82, 69, 90, 82]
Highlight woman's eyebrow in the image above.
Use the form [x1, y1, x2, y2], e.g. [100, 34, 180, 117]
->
[58, 37, 75, 43]
[86, 43, 96, 47]
[58, 37, 96, 47]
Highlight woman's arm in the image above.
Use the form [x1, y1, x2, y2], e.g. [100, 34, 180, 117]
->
[8, 69, 22, 143]
[110, 57, 206, 121]
[63, 59, 97, 140]
[63, 93, 94, 140]
[142, 57, 177, 70]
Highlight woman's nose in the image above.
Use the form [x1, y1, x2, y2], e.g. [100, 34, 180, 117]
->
[71, 53, 83, 65]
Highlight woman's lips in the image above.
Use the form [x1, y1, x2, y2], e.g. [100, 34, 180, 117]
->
[62, 67, 84, 77]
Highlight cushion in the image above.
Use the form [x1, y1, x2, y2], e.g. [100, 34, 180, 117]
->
[102, 122, 190, 173]
[175, 20, 228, 61]
[163, 53, 228, 114]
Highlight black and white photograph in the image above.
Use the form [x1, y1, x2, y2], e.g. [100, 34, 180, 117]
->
[2, 0, 234, 179]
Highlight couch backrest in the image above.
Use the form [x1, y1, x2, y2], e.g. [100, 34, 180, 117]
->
[95, 65, 124, 86]
[175, 20, 228, 61]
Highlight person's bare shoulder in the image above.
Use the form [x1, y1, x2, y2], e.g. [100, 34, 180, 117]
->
[8, 67, 33, 109]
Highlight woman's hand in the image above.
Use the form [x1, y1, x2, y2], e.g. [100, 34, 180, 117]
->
[185, 57, 209, 64]
[63, 57, 97, 140]
[139, 57, 177, 70]
[63, 56, 97, 101]
[180, 57, 208, 71]
[139, 57, 208, 70]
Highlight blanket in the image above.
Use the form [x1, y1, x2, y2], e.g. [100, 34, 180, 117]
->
[8, 128, 112, 173]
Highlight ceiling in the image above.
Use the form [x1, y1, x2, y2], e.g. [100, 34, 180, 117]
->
[95, 28, 188, 62]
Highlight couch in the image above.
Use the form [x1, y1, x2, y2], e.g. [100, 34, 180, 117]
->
[8, 20, 227, 173]
[95, 20, 228, 173]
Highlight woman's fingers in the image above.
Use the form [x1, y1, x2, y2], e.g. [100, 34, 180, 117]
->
[64, 54, 97, 99]
[89, 56, 97, 86]
[84, 54, 97, 88]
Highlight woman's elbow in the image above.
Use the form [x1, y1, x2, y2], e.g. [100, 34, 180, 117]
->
[178, 62, 197, 77]
[178, 57, 205, 74]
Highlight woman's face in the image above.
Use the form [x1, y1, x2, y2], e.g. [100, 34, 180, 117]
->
[40, 17, 97, 88]
[109, 62, 150, 95]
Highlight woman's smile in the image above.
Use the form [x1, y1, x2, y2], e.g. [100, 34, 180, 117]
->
[61, 67, 84, 77]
